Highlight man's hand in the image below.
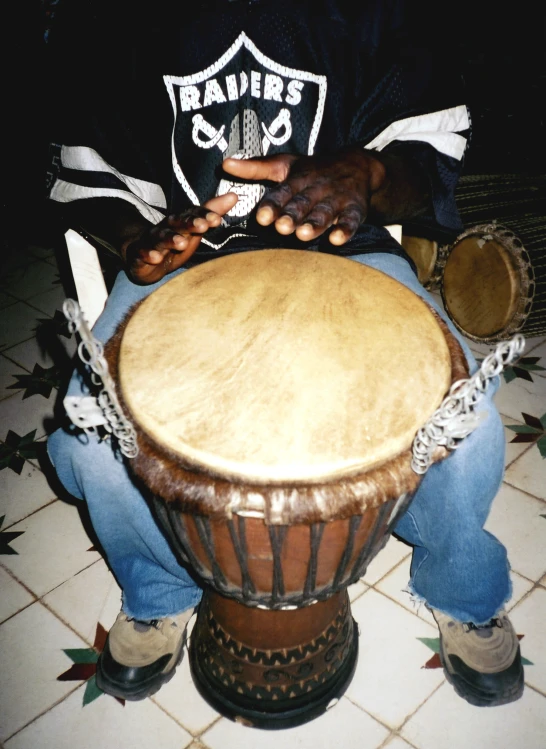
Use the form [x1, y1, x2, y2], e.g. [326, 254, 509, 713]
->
[222, 148, 387, 246]
[122, 192, 238, 283]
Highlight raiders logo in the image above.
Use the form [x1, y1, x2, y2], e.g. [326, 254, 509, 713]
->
[163, 32, 327, 242]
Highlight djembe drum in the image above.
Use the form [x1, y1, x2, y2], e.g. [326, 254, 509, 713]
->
[104, 250, 468, 729]
[441, 174, 546, 341]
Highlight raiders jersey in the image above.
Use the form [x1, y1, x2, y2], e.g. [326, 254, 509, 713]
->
[47, 0, 470, 259]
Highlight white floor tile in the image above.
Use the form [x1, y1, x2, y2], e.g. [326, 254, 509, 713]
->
[42, 560, 122, 644]
[0, 462, 57, 528]
[0, 291, 18, 310]
[510, 587, 546, 694]
[349, 579, 369, 603]
[26, 286, 67, 317]
[4, 684, 192, 749]
[361, 535, 411, 585]
[152, 646, 220, 736]
[0, 303, 47, 351]
[466, 339, 499, 358]
[485, 483, 546, 582]
[346, 589, 444, 729]
[505, 443, 546, 500]
[382, 738, 414, 749]
[2, 337, 56, 372]
[201, 696, 389, 749]
[1, 260, 60, 303]
[375, 558, 435, 625]
[401, 681, 546, 749]
[0, 567, 34, 623]
[0, 389, 58, 440]
[494, 371, 546, 421]
[1, 501, 101, 598]
[0, 358, 28, 401]
[522, 335, 546, 357]
[507, 572, 536, 612]
[0, 602, 88, 742]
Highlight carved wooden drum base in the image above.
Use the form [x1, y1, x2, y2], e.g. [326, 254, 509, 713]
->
[189, 590, 358, 730]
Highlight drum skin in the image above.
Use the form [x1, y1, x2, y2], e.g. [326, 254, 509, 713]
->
[105, 250, 468, 728]
[441, 174, 546, 341]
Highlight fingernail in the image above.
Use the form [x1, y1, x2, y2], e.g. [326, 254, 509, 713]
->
[257, 206, 274, 225]
[275, 216, 295, 234]
[329, 230, 345, 246]
[297, 223, 314, 237]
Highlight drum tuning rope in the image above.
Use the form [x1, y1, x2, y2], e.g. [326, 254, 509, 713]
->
[62, 299, 139, 458]
[411, 334, 526, 474]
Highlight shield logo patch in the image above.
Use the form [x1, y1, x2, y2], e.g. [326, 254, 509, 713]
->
[164, 32, 327, 240]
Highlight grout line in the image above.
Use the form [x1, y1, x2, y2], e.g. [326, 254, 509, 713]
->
[3, 683, 84, 743]
[362, 551, 412, 588]
[525, 682, 546, 700]
[509, 581, 546, 615]
[0, 335, 43, 361]
[504, 440, 537, 470]
[0, 564, 39, 625]
[371, 586, 436, 626]
[501, 478, 546, 505]
[148, 693, 210, 739]
[377, 730, 420, 749]
[38, 594, 102, 650]
[1, 498, 60, 532]
[193, 715, 223, 742]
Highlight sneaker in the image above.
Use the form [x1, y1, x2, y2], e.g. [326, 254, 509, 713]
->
[432, 608, 524, 707]
[96, 609, 195, 700]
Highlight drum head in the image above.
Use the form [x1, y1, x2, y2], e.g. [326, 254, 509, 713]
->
[119, 250, 451, 483]
[443, 232, 520, 338]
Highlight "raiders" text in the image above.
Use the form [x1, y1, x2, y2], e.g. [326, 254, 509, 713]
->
[179, 72, 305, 112]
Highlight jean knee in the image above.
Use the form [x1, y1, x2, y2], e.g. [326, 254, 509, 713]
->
[47, 427, 121, 501]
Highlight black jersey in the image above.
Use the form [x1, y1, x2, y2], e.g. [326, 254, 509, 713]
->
[47, 0, 470, 259]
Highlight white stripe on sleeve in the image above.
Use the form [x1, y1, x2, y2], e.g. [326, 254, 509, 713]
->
[364, 105, 470, 161]
[49, 180, 166, 224]
[60, 146, 167, 209]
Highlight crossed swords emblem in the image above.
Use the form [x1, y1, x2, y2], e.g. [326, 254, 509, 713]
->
[190, 107, 293, 223]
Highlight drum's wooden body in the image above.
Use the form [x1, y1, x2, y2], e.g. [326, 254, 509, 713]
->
[401, 234, 449, 290]
[441, 174, 546, 341]
[106, 250, 467, 728]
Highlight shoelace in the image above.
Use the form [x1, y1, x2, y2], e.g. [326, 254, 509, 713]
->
[127, 617, 161, 629]
[464, 618, 502, 633]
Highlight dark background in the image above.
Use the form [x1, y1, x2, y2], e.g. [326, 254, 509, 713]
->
[4, 1, 545, 250]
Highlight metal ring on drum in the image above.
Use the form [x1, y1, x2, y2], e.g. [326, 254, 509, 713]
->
[103, 249, 469, 729]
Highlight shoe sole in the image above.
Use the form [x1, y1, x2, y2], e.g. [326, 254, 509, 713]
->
[439, 644, 524, 707]
[96, 629, 187, 701]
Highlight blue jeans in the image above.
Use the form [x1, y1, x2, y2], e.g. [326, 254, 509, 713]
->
[47, 253, 511, 624]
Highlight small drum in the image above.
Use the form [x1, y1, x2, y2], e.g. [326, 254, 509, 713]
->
[105, 250, 467, 729]
[401, 234, 449, 290]
[441, 174, 546, 342]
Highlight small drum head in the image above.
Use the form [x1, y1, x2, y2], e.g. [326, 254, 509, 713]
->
[443, 231, 520, 338]
[119, 250, 451, 483]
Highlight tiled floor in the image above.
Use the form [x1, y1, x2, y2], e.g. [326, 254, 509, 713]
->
[1, 241, 545, 749]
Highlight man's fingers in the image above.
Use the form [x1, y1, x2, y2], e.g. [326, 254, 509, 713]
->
[222, 154, 297, 183]
[257, 178, 324, 228]
[203, 191, 238, 217]
[328, 204, 367, 245]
